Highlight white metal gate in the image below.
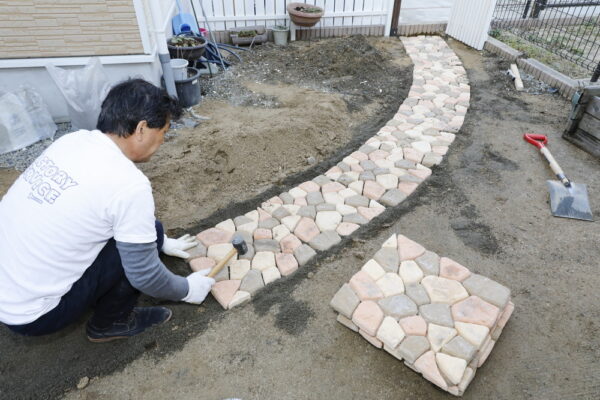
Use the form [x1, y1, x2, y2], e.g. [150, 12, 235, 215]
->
[445, 0, 497, 50]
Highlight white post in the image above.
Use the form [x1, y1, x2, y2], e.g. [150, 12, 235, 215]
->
[148, 0, 178, 98]
[290, 20, 297, 41]
[383, 0, 394, 37]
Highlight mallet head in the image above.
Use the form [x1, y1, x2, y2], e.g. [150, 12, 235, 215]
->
[231, 235, 248, 255]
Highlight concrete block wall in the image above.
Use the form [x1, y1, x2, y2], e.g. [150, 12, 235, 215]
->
[0, 0, 144, 59]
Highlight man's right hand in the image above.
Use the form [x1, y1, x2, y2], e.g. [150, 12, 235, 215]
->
[181, 269, 215, 304]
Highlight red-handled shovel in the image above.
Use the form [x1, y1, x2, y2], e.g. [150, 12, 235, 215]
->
[524, 133, 593, 221]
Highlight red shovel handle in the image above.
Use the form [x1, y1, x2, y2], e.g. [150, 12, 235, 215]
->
[523, 133, 548, 149]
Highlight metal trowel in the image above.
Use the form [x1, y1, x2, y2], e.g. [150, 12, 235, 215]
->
[524, 133, 593, 221]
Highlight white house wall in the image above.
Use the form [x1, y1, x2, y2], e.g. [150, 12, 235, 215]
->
[0, 61, 162, 121]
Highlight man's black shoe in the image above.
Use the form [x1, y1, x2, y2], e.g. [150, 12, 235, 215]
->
[86, 306, 172, 343]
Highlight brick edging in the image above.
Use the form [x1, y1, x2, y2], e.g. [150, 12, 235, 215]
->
[484, 37, 579, 99]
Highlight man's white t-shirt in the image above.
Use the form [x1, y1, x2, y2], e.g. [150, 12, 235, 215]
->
[0, 130, 157, 325]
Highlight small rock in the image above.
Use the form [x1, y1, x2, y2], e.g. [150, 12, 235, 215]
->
[398, 335, 430, 364]
[436, 353, 467, 385]
[373, 247, 400, 273]
[405, 284, 430, 306]
[262, 266, 282, 285]
[419, 303, 454, 327]
[378, 294, 418, 319]
[415, 251, 440, 275]
[294, 244, 316, 266]
[399, 260, 424, 284]
[76, 377, 89, 390]
[352, 300, 384, 337]
[376, 316, 406, 349]
[330, 283, 361, 319]
[442, 335, 477, 362]
[309, 231, 342, 251]
[315, 211, 342, 232]
[399, 315, 427, 336]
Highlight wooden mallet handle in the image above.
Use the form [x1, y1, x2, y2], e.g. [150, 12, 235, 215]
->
[208, 248, 238, 278]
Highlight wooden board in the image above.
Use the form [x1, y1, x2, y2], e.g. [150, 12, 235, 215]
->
[563, 128, 600, 158]
[586, 96, 600, 119]
[579, 113, 600, 141]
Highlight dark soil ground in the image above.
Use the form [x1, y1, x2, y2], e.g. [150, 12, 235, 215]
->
[1, 36, 600, 400]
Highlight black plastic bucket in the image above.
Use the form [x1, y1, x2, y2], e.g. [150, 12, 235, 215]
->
[174, 67, 201, 108]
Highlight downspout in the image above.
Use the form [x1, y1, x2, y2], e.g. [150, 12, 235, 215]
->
[149, 0, 178, 98]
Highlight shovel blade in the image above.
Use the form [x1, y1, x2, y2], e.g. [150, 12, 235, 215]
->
[546, 180, 593, 221]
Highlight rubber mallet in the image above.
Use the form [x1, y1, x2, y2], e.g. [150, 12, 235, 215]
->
[208, 235, 248, 278]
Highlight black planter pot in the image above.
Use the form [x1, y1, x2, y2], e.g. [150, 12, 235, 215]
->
[167, 36, 207, 62]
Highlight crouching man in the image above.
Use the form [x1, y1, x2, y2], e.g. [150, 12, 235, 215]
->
[0, 79, 214, 342]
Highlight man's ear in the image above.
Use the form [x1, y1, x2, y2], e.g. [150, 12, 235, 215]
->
[134, 120, 148, 141]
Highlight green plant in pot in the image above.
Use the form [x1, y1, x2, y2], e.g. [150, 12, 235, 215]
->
[167, 34, 207, 62]
[287, 2, 324, 27]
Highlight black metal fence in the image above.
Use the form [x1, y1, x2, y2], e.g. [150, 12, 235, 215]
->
[491, 0, 600, 81]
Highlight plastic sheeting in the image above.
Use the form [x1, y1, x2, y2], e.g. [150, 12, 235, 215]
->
[0, 86, 57, 155]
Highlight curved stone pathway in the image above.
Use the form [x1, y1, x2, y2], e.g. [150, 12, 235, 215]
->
[187, 35, 471, 310]
[330, 233, 514, 396]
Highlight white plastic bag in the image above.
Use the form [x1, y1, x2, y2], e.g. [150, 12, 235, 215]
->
[46, 58, 111, 130]
[0, 86, 57, 155]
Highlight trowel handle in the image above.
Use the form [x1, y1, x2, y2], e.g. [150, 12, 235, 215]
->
[523, 133, 570, 187]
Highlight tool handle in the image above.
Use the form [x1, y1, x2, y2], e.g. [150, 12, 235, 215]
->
[208, 248, 237, 278]
[523, 133, 548, 149]
[539, 147, 570, 187]
[524, 133, 571, 187]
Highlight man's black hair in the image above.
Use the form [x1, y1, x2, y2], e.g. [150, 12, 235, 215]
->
[97, 79, 182, 137]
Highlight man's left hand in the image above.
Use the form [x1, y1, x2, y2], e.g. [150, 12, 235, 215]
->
[162, 234, 198, 259]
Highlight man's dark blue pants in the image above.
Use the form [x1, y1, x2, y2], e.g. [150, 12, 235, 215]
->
[6, 221, 164, 336]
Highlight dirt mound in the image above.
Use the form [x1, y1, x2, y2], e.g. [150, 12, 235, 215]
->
[142, 36, 413, 230]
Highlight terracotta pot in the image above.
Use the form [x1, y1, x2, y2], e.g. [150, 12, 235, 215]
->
[287, 2, 324, 28]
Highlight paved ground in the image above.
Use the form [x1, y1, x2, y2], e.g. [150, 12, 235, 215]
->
[1, 37, 599, 399]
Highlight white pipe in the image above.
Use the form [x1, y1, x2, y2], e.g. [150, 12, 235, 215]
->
[149, 0, 177, 98]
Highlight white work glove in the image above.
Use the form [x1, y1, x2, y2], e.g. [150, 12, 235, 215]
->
[182, 269, 215, 304]
[162, 233, 198, 259]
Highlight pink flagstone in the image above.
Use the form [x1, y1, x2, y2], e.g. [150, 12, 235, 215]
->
[409, 168, 432, 180]
[399, 315, 427, 336]
[398, 182, 419, 196]
[363, 181, 386, 200]
[369, 149, 390, 161]
[189, 257, 216, 272]
[294, 217, 321, 242]
[432, 146, 449, 155]
[349, 270, 384, 301]
[452, 296, 500, 329]
[439, 257, 471, 281]
[253, 228, 272, 240]
[351, 151, 369, 161]
[275, 253, 299, 276]
[357, 206, 385, 221]
[359, 329, 383, 348]
[403, 148, 424, 163]
[325, 166, 342, 175]
[258, 207, 272, 221]
[497, 301, 515, 329]
[414, 351, 448, 390]
[294, 197, 308, 206]
[299, 181, 321, 193]
[268, 196, 283, 205]
[322, 182, 346, 193]
[280, 233, 303, 254]
[397, 234, 426, 260]
[337, 222, 360, 236]
[211, 280, 241, 309]
[196, 228, 233, 247]
[350, 164, 364, 172]
[352, 300, 384, 336]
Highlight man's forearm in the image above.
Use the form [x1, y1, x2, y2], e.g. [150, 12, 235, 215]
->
[116, 241, 189, 301]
